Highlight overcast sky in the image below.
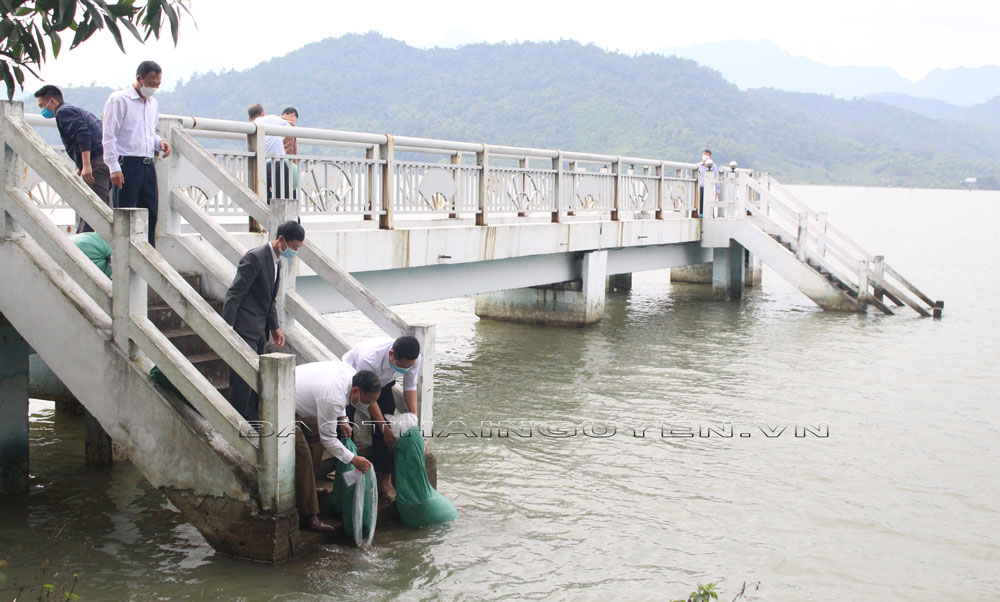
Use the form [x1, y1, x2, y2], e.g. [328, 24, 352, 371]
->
[17, 0, 1000, 93]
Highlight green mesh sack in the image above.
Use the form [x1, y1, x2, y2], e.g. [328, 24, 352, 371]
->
[327, 437, 377, 546]
[394, 426, 457, 528]
[69, 232, 112, 277]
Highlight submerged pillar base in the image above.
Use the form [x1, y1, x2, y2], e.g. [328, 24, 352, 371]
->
[162, 488, 303, 563]
[475, 250, 608, 326]
[606, 273, 633, 293]
[670, 262, 713, 284]
[744, 250, 763, 288]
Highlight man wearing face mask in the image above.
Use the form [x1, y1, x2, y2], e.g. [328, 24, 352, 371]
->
[102, 60, 171, 247]
[33, 85, 111, 233]
[342, 335, 421, 500]
[222, 221, 305, 422]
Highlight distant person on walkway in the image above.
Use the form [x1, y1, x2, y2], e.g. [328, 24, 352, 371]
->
[222, 220, 305, 422]
[34, 85, 111, 233]
[247, 104, 293, 202]
[102, 60, 170, 246]
[280, 107, 298, 155]
[342, 336, 421, 500]
[293, 362, 377, 532]
[698, 149, 719, 217]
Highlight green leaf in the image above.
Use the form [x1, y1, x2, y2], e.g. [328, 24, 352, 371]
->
[117, 16, 141, 42]
[162, 0, 178, 44]
[102, 14, 124, 52]
[49, 31, 62, 57]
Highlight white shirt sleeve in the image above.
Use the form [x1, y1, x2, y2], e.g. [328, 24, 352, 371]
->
[402, 357, 420, 391]
[315, 387, 354, 464]
[102, 95, 124, 174]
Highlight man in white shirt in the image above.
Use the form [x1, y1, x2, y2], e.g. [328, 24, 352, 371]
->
[246, 103, 294, 202]
[294, 363, 378, 532]
[102, 60, 171, 247]
[342, 336, 421, 499]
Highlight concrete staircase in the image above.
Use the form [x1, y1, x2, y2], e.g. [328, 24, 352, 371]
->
[703, 170, 942, 316]
[0, 100, 436, 561]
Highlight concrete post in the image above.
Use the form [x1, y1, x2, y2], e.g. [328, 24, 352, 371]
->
[450, 152, 461, 219]
[408, 323, 435, 429]
[655, 162, 665, 219]
[364, 145, 377, 221]
[157, 118, 184, 237]
[551, 152, 563, 223]
[670, 263, 713, 284]
[611, 158, 621, 221]
[1, 103, 24, 239]
[872, 255, 885, 302]
[258, 353, 296, 513]
[112, 208, 148, 359]
[0, 312, 30, 495]
[476, 144, 490, 227]
[712, 240, 745, 300]
[247, 127, 266, 233]
[379, 135, 395, 230]
[744, 250, 763, 288]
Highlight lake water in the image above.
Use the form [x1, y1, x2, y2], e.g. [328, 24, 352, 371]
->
[2, 185, 998, 601]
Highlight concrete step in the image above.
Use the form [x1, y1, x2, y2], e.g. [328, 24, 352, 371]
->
[162, 327, 215, 357]
[147, 272, 202, 308]
[147, 299, 224, 332]
[188, 352, 230, 389]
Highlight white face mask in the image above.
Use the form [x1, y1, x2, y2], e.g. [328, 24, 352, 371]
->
[702, 155, 711, 162]
[140, 86, 158, 98]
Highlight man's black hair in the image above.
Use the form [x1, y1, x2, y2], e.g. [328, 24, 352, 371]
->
[276, 221, 305, 242]
[137, 60, 162, 78]
[281, 107, 299, 117]
[352, 370, 381, 394]
[247, 103, 264, 120]
[392, 335, 420, 361]
[33, 85, 63, 102]
[703, 149, 712, 155]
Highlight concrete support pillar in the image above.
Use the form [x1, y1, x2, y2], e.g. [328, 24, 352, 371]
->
[744, 250, 763, 288]
[85, 410, 114, 466]
[670, 262, 712, 284]
[713, 241, 745, 301]
[0, 313, 30, 495]
[606, 273, 632, 293]
[474, 250, 608, 325]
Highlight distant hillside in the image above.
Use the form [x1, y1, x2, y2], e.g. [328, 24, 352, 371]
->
[659, 40, 1000, 106]
[865, 93, 1000, 127]
[26, 34, 1000, 189]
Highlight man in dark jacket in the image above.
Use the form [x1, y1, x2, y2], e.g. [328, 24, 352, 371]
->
[222, 221, 305, 422]
[34, 85, 112, 233]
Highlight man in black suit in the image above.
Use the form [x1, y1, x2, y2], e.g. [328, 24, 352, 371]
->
[222, 221, 305, 422]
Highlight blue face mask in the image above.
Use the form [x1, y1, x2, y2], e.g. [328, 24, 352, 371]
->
[280, 247, 297, 259]
[392, 364, 409, 375]
[41, 107, 55, 119]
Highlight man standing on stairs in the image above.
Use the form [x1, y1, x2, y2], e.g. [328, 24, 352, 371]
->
[33, 85, 112, 234]
[698, 149, 720, 218]
[222, 221, 305, 422]
[342, 336, 421, 501]
[102, 60, 171, 247]
[293, 363, 378, 533]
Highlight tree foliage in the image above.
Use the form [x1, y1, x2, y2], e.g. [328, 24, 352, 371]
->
[0, 0, 192, 99]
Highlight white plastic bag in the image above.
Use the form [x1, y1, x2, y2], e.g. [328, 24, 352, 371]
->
[351, 466, 378, 546]
[386, 412, 419, 439]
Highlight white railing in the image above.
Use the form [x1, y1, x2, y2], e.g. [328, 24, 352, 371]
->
[709, 169, 942, 317]
[22, 113, 701, 225]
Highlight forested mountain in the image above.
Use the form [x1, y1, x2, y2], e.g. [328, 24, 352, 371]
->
[28, 33, 1000, 189]
[866, 93, 1000, 128]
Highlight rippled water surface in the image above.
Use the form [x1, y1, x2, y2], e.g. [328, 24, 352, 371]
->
[2, 186, 998, 601]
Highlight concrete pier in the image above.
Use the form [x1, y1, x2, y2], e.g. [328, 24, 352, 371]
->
[606, 273, 633, 293]
[712, 241, 745, 300]
[475, 250, 608, 325]
[1, 313, 30, 495]
[670, 262, 712, 284]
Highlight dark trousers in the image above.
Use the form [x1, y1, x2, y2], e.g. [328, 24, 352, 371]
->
[294, 415, 324, 517]
[113, 157, 158, 247]
[229, 333, 266, 422]
[699, 186, 704, 217]
[76, 155, 112, 234]
[265, 159, 295, 202]
[346, 381, 397, 475]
